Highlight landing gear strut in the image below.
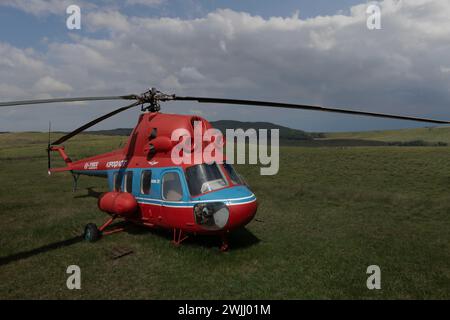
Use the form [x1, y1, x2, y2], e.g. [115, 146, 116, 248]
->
[220, 234, 229, 252]
[83, 215, 125, 242]
[172, 228, 189, 246]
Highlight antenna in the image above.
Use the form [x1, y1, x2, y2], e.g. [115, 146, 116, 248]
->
[47, 121, 51, 175]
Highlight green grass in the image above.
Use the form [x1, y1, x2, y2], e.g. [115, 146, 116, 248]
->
[324, 126, 450, 144]
[0, 132, 450, 299]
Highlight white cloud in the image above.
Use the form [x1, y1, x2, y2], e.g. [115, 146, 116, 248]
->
[125, 0, 165, 7]
[179, 67, 205, 81]
[1, 0, 450, 132]
[33, 76, 73, 93]
[1, 0, 89, 16]
[0, 84, 27, 99]
[86, 10, 131, 32]
[441, 66, 450, 74]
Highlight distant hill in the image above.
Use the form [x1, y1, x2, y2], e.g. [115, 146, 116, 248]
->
[87, 128, 134, 136]
[84, 121, 449, 147]
[211, 120, 313, 141]
[86, 120, 314, 141]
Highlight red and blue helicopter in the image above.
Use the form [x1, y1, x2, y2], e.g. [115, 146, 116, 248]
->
[1, 88, 449, 251]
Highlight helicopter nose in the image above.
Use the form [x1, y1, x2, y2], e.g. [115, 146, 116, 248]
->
[227, 200, 258, 229]
[191, 186, 257, 230]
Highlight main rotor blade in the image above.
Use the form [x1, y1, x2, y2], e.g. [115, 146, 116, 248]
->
[175, 96, 450, 125]
[51, 101, 140, 146]
[0, 95, 138, 108]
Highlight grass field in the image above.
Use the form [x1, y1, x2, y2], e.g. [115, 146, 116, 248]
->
[324, 126, 450, 143]
[1, 131, 450, 299]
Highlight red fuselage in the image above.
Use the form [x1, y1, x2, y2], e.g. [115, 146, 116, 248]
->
[50, 112, 258, 245]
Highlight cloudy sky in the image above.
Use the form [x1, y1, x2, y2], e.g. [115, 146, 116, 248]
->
[1, 0, 450, 132]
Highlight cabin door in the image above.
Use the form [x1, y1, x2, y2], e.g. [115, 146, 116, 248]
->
[160, 170, 185, 226]
[137, 169, 160, 225]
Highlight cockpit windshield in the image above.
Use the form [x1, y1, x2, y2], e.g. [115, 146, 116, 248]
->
[186, 163, 228, 196]
[223, 162, 244, 185]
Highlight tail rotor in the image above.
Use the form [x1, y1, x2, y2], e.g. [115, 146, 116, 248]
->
[47, 121, 51, 175]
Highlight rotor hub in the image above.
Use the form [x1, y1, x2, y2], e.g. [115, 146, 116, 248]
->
[138, 88, 175, 112]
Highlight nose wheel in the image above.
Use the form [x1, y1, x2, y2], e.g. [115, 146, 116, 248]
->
[84, 223, 101, 242]
[83, 215, 125, 242]
[220, 235, 229, 252]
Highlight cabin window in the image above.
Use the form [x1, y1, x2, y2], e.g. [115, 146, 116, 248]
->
[185, 163, 227, 196]
[124, 171, 133, 193]
[162, 172, 183, 201]
[141, 170, 152, 195]
[223, 163, 243, 185]
[113, 172, 121, 191]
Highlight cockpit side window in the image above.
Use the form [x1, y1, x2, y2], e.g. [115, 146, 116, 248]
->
[141, 170, 152, 195]
[123, 171, 133, 193]
[162, 172, 183, 201]
[113, 172, 121, 191]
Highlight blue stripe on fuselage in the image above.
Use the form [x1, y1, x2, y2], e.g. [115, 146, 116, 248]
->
[75, 167, 256, 207]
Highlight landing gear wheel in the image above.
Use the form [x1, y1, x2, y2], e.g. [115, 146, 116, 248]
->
[220, 243, 229, 252]
[220, 235, 229, 252]
[84, 223, 101, 242]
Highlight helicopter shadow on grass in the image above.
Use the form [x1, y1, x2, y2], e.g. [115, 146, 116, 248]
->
[0, 198, 259, 267]
[0, 187, 103, 267]
[0, 235, 84, 267]
[73, 186, 104, 199]
[0, 224, 260, 267]
[120, 221, 260, 251]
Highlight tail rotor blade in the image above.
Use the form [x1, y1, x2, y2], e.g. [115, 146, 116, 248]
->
[47, 121, 51, 174]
